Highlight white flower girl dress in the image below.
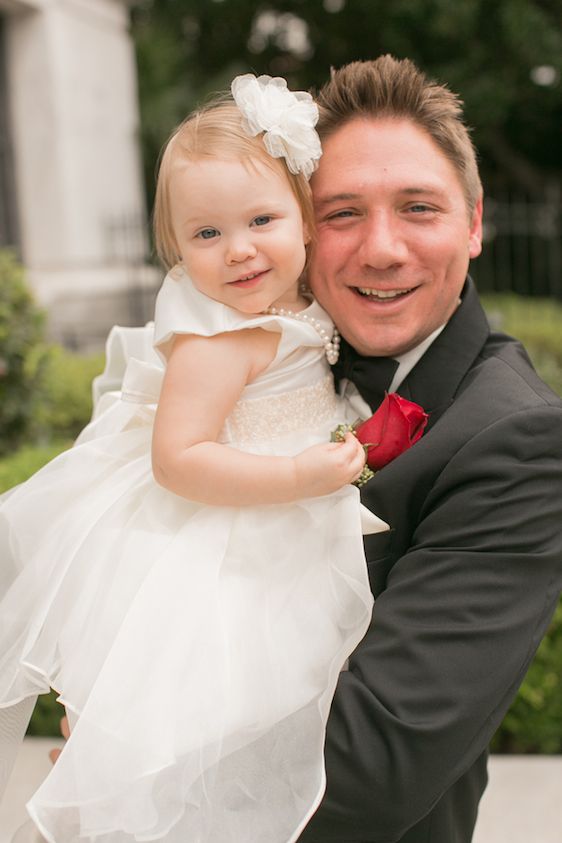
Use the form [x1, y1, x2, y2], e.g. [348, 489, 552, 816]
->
[0, 269, 387, 843]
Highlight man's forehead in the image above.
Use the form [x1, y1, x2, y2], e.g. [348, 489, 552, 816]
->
[317, 116, 450, 167]
[312, 118, 464, 202]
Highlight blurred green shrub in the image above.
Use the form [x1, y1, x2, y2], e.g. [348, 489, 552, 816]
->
[0, 248, 103, 453]
[33, 345, 104, 441]
[25, 690, 65, 738]
[0, 250, 50, 454]
[482, 293, 562, 396]
[482, 294, 561, 752]
[492, 603, 562, 754]
[0, 440, 71, 494]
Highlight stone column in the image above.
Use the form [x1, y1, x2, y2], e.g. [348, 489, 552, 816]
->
[2, 0, 158, 347]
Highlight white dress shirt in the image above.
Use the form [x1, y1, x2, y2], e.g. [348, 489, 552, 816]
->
[340, 323, 447, 420]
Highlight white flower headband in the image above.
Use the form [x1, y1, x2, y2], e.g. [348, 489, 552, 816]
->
[231, 74, 322, 180]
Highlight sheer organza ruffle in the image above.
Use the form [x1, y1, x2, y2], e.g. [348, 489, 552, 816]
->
[0, 408, 373, 842]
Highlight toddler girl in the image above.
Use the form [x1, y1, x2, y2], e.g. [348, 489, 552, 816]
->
[0, 75, 387, 843]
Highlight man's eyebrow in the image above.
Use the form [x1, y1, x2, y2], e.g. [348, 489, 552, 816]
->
[314, 186, 446, 209]
[313, 193, 360, 209]
[400, 186, 445, 196]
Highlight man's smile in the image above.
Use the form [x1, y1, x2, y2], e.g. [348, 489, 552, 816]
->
[355, 287, 415, 301]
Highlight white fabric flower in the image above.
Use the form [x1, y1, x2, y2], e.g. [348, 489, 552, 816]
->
[231, 74, 322, 179]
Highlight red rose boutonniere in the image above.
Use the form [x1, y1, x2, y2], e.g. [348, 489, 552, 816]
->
[332, 393, 429, 487]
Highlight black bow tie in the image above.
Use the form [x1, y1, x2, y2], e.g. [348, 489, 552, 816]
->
[332, 338, 399, 411]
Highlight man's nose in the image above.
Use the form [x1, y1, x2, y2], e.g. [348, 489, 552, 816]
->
[225, 234, 258, 264]
[358, 212, 408, 269]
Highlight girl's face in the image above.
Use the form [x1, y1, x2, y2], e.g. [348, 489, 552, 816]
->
[169, 156, 309, 314]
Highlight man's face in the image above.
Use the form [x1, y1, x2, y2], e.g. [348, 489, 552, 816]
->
[309, 117, 483, 357]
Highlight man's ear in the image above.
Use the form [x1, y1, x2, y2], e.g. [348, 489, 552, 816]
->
[468, 195, 483, 259]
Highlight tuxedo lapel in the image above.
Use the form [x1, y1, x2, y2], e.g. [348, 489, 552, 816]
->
[397, 278, 490, 431]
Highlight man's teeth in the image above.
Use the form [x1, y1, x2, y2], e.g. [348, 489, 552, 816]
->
[357, 287, 412, 299]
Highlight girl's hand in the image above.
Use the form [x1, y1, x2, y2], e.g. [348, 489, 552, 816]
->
[293, 432, 367, 498]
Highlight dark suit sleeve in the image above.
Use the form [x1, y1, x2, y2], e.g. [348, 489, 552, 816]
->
[299, 404, 562, 843]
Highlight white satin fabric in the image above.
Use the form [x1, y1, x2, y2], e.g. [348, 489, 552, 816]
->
[0, 269, 387, 843]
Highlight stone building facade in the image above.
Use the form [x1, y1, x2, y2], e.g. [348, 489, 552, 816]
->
[0, 0, 157, 349]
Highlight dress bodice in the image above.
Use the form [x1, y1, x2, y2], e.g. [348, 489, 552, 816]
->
[154, 268, 333, 393]
[152, 268, 341, 445]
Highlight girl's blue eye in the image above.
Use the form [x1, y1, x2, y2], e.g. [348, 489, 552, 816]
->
[253, 215, 272, 226]
[198, 228, 219, 240]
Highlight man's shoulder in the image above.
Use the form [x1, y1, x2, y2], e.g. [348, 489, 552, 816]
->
[465, 329, 561, 412]
[409, 329, 561, 464]
[415, 330, 562, 470]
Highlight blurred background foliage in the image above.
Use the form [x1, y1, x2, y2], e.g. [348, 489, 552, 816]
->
[132, 0, 562, 301]
[130, 0, 562, 212]
[0, 251, 50, 456]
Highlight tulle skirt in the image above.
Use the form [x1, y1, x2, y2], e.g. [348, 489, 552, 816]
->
[0, 396, 376, 842]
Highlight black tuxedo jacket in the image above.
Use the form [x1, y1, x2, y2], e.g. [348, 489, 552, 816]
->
[299, 278, 562, 843]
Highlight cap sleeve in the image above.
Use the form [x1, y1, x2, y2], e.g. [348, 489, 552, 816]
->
[152, 267, 292, 360]
[153, 266, 335, 368]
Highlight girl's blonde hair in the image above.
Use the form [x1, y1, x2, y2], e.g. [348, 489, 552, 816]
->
[153, 98, 315, 269]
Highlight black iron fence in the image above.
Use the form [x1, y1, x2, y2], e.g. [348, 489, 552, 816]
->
[104, 211, 162, 327]
[472, 182, 561, 300]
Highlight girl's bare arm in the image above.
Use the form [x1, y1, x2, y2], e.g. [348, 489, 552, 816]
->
[151, 329, 365, 506]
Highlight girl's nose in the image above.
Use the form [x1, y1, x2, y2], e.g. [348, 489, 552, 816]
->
[225, 235, 258, 265]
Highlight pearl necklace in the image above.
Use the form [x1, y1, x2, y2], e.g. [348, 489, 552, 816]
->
[264, 304, 341, 364]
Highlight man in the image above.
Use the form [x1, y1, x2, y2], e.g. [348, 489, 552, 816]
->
[299, 55, 562, 843]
